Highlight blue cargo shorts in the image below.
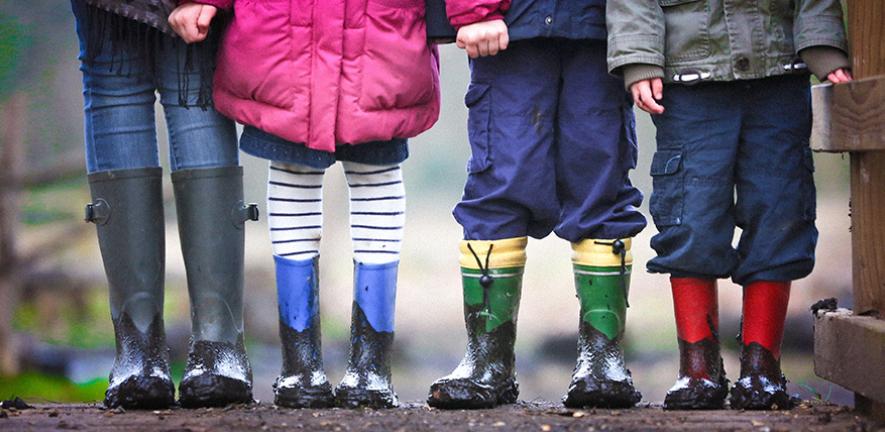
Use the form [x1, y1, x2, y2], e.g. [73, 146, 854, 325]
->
[647, 74, 817, 285]
[453, 38, 646, 243]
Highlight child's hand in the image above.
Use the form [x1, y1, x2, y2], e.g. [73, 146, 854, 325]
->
[168, 3, 218, 44]
[456, 20, 509, 59]
[827, 68, 853, 84]
[630, 78, 665, 115]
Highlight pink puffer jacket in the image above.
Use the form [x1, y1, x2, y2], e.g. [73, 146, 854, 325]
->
[193, 0, 441, 152]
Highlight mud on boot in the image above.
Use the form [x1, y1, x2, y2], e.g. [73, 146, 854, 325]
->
[179, 339, 253, 407]
[87, 168, 175, 410]
[563, 325, 641, 408]
[335, 262, 400, 409]
[274, 256, 334, 409]
[104, 314, 175, 409]
[428, 239, 525, 410]
[563, 239, 641, 409]
[663, 339, 729, 410]
[729, 342, 796, 410]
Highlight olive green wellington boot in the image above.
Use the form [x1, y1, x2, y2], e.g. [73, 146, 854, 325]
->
[173, 166, 259, 408]
[86, 168, 175, 409]
[428, 238, 526, 409]
[563, 238, 642, 408]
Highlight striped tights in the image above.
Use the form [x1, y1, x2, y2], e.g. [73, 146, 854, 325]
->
[267, 161, 405, 264]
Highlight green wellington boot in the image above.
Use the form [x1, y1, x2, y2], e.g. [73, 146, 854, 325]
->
[563, 238, 642, 409]
[428, 238, 526, 409]
[173, 167, 259, 408]
[86, 168, 175, 409]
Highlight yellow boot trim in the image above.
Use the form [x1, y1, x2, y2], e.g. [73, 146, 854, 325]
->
[571, 238, 633, 267]
[459, 237, 528, 270]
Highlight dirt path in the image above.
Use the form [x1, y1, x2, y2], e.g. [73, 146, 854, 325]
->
[1, 401, 882, 431]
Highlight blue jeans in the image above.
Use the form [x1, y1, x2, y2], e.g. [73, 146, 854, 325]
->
[72, 0, 238, 174]
[648, 75, 817, 285]
[453, 39, 646, 242]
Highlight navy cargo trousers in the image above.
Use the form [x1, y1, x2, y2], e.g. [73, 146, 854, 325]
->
[453, 38, 646, 242]
[648, 74, 817, 285]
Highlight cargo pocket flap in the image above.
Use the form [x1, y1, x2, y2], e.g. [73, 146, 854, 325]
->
[650, 151, 683, 176]
[465, 83, 490, 108]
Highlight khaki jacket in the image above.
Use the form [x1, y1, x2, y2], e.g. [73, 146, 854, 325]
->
[606, 0, 848, 84]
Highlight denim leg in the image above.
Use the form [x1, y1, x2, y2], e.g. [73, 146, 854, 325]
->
[647, 83, 743, 278]
[732, 76, 816, 285]
[553, 40, 645, 242]
[73, 0, 160, 174]
[452, 39, 561, 241]
[155, 37, 238, 172]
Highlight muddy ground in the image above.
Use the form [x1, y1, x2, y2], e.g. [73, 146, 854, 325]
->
[1, 400, 882, 432]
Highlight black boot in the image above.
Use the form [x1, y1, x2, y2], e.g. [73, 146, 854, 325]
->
[335, 261, 399, 409]
[173, 167, 258, 408]
[273, 255, 335, 408]
[87, 168, 175, 410]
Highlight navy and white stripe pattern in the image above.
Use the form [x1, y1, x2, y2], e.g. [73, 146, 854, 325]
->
[343, 161, 405, 264]
[267, 161, 324, 260]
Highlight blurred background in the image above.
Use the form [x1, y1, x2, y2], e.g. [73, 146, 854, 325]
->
[0, 1, 857, 406]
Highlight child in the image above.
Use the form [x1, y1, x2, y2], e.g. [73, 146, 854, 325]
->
[170, 0, 440, 409]
[607, 0, 852, 410]
[73, 0, 255, 409]
[426, 0, 647, 409]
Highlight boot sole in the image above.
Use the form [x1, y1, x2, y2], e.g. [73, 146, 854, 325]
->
[427, 378, 518, 410]
[179, 374, 253, 408]
[274, 385, 336, 409]
[105, 375, 175, 410]
[563, 380, 641, 409]
[335, 386, 398, 409]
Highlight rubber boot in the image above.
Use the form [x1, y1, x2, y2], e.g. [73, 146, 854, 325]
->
[173, 167, 259, 408]
[428, 238, 526, 409]
[273, 255, 335, 408]
[564, 239, 642, 408]
[730, 281, 795, 410]
[664, 277, 729, 410]
[336, 261, 400, 409]
[86, 168, 175, 409]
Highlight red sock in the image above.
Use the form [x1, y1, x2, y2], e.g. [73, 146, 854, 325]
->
[742, 281, 791, 359]
[671, 277, 718, 343]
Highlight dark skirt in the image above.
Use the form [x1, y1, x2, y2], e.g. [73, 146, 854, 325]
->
[240, 126, 409, 169]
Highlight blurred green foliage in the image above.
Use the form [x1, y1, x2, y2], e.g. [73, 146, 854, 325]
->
[0, 373, 105, 404]
[0, 13, 31, 101]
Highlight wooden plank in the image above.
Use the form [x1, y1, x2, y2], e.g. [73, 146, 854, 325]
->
[847, 0, 885, 79]
[814, 309, 885, 403]
[851, 150, 885, 316]
[812, 76, 885, 152]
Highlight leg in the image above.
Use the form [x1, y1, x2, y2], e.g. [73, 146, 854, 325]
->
[72, 0, 172, 409]
[149, 34, 255, 408]
[431, 39, 561, 409]
[334, 162, 406, 408]
[555, 40, 644, 408]
[648, 81, 743, 409]
[266, 161, 334, 408]
[730, 75, 814, 410]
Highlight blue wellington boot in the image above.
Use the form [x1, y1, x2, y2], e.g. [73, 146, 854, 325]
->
[273, 255, 335, 408]
[335, 261, 399, 409]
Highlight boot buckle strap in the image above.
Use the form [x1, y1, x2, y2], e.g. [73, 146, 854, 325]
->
[231, 202, 260, 226]
[84, 199, 111, 225]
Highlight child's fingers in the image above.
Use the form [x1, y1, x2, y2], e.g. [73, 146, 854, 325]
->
[478, 39, 490, 57]
[465, 42, 479, 58]
[835, 68, 852, 82]
[498, 31, 509, 51]
[197, 6, 216, 34]
[488, 38, 500, 56]
[638, 83, 664, 114]
[652, 78, 664, 100]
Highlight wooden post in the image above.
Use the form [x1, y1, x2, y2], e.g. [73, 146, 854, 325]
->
[0, 93, 26, 376]
[813, 0, 885, 421]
